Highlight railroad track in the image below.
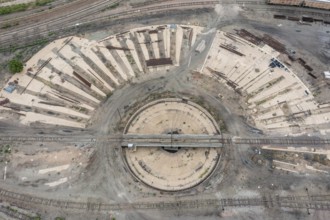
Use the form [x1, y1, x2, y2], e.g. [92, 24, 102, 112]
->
[233, 137, 330, 145]
[1, 0, 329, 48]
[0, 0, 217, 47]
[0, 0, 106, 26]
[0, 188, 330, 212]
[0, 135, 329, 146]
[0, 205, 32, 220]
[0, 0, 122, 39]
[243, 5, 330, 18]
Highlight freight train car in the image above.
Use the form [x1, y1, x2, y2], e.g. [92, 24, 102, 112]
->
[267, 0, 330, 10]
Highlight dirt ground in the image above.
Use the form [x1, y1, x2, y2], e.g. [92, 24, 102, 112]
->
[0, 1, 330, 220]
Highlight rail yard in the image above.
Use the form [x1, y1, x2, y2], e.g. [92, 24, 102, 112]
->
[0, 0, 330, 219]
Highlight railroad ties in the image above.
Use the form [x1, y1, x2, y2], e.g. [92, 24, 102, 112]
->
[1, 188, 330, 212]
[0, 136, 96, 143]
[0, 135, 330, 146]
[233, 138, 330, 146]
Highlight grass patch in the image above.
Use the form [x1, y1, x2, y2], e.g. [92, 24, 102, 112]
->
[109, 2, 119, 9]
[0, 3, 30, 15]
[35, 0, 53, 6]
[0, 37, 49, 53]
[0, 0, 54, 15]
[1, 21, 19, 29]
[101, 2, 120, 11]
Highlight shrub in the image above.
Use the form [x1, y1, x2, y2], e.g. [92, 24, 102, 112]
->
[9, 59, 23, 73]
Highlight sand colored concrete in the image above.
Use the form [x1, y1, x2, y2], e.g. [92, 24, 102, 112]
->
[38, 164, 70, 175]
[202, 30, 330, 135]
[20, 112, 85, 128]
[174, 26, 183, 66]
[127, 101, 218, 135]
[1, 24, 199, 128]
[124, 39, 144, 72]
[150, 32, 160, 59]
[135, 32, 150, 61]
[98, 45, 128, 81]
[107, 37, 135, 78]
[45, 177, 68, 187]
[124, 99, 220, 191]
[80, 44, 120, 87]
[163, 27, 171, 57]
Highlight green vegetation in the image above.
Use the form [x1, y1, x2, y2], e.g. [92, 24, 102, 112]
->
[0, 144, 11, 154]
[1, 21, 19, 29]
[311, 154, 329, 166]
[0, 145, 11, 163]
[101, 2, 120, 12]
[55, 217, 65, 220]
[6, 206, 17, 212]
[255, 98, 268, 106]
[126, 54, 135, 65]
[219, 120, 227, 132]
[0, 0, 54, 16]
[0, 3, 29, 15]
[109, 2, 119, 9]
[5, 205, 42, 219]
[1, 37, 49, 53]
[35, 0, 53, 6]
[107, 91, 113, 98]
[261, 150, 275, 161]
[9, 59, 23, 73]
[199, 168, 209, 178]
[48, 31, 55, 36]
[265, 76, 285, 89]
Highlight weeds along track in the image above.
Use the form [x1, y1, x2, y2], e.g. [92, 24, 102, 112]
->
[1, 0, 329, 48]
[0, 188, 330, 212]
[0, 0, 123, 28]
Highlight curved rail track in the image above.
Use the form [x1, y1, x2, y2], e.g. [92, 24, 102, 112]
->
[0, 0, 122, 39]
[1, 0, 330, 48]
[0, 0, 217, 47]
[0, 188, 330, 212]
[0, 0, 113, 25]
[0, 0, 329, 216]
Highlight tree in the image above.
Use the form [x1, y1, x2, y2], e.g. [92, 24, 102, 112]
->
[9, 59, 23, 73]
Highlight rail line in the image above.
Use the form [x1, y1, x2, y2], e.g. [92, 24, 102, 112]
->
[0, 188, 330, 212]
[0, 205, 32, 220]
[1, 0, 329, 48]
[0, 0, 122, 39]
[0, 0, 217, 47]
[0, 135, 329, 147]
[0, 0, 108, 25]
